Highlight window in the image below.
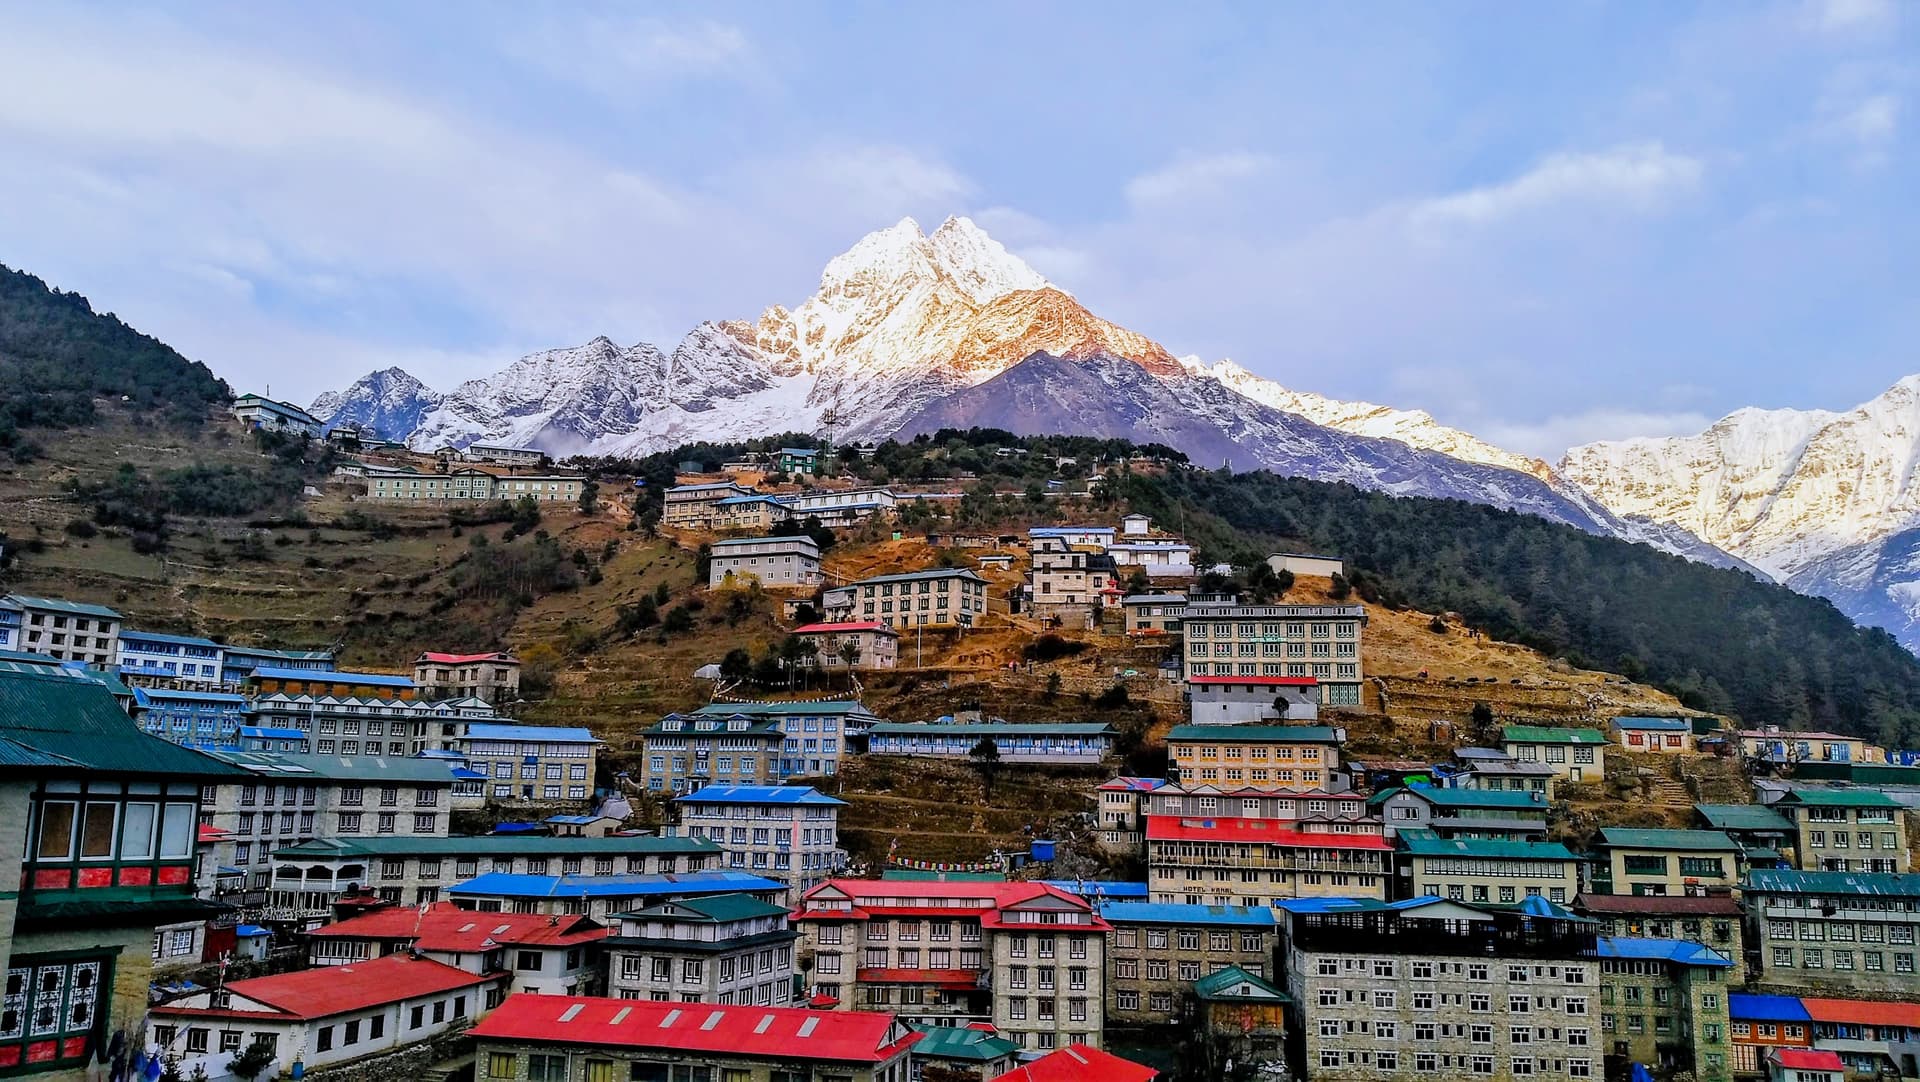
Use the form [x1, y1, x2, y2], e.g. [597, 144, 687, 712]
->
[488, 1054, 516, 1080]
[528, 1053, 568, 1082]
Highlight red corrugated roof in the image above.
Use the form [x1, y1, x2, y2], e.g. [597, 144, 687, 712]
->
[991, 1043, 1157, 1082]
[1800, 998, 1920, 1028]
[1575, 893, 1742, 916]
[418, 651, 514, 664]
[856, 968, 982, 989]
[153, 954, 494, 1021]
[1186, 675, 1318, 686]
[309, 903, 607, 951]
[1771, 1049, 1844, 1071]
[1145, 817, 1392, 849]
[468, 995, 921, 1064]
[792, 621, 897, 635]
[796, 880, 1111, 929]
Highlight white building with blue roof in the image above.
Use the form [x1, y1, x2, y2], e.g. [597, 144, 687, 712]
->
[118, 628, 225, 686]
[453, 721, 602, 806]
[667, 785, 848, 898]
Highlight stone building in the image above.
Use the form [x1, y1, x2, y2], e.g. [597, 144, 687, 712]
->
[1575, 892, 1745, 981]
[1094, 777, 1169, 857]
[1370, 787, 1552, 841]
[1145, 813, 1391, 905]
[794, 879, 1110, 1055]
[1277, 896, 1602, 1082]
[1179, 595, 1365, 706]
[1771, 788, 1911, 873]
[1596, 828, 1743, 896]
[605, 892, 798, 1006]
[469, 995, 921, 1082]
[2, 594, 121, 667]
[850, 568, 990, 630]
[1594, 936, 1735, 1082]
[1120, 593, 1185, 637]
[1501, 725, 1607, 783]
[1394, 833, 1581, 905]
[1096, 902, 1278, 1026]
[451, 722, 600, 805]
[1743, 870, 1920, 998]
[642, 700, 878, 792]
[1165, 724, 1346, 791]
[414, 651, 521, 704]
[662, 480, 758, 527]
[791, 620, 901, 670]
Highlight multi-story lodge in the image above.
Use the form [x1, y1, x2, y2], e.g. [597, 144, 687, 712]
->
[711, 493, 792, 532]
[666, 785, 847, 897]
[1179, 594, 1365, 706]
[133, 686, 252, 746]
[464, 443, 545, 466]
[1393, 833, 1582, 905]
[1278, 896, 1602, 1082]
[414, 651, 521, 704]
[664, 480, 759, 527]
[1106, 540, 1194, 578]
[1166, 724, 1346, 791]
[0, 668, 246, 1077]
[116, 629, 224, 687]
[267, 835, 722, 922]
[1501, 725, 1608, 783]
[469, 995, 922, 1082]
[1738, 728, 1878, 766]
[708, 534, 824, 589]
[198, 748, 457, 904]
[1145, 811, 1391, 906]
[1027, 534, 1116, 628]
[851, 568, 990, 630]
[307, 902, 607, 996]
[452, 722, 600, 804]
[1185, 675, 1321, 724]
[1369, 787, 1552, 840]
[791, 620, 900, 669]
[448, 870, 788, 921]
[1, 593, 121, 667]
[794, 879, 1111, 1054]
[605, 893, 798, 1005]
[1771, 788, 1911, 873]
[231, 392, 322, 436]
[1743, 870, 1920, 997]
[1121, 593, 1185, 637]
[1595, 936, 1735, 1082]
[777, 486, 899, 527]
[1028, 526, 1116, 548]
[220, 643, 336, 684]
[1597, 828, 1744, 897]
[1575, 893, 1745, 972]
[1097, 902, 1279, 1026]
[1094, 777, 1169, 857]
[642, 700, 877, 792]
[866, 721, 1115, 765]
[362, 466, 585, 504]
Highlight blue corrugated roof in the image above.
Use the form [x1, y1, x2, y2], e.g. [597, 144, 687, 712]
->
[1096, 902, 1276, 927]
[252, 666, 412, 687]
[448, 870, 783, 898]
[235, 924, 270, 938]
[120, 629, 221, 649]
[1730, 993, 1811, 1023]
[1041, 880, 1148, 899]
[1611, 716, 1694, 731]
[676, 785, 846, 806]
[462, 722, 599, 743]
[239, 727, 306, 739]
[134, 688, 248, 705]
[1592, 936, 1733, 967]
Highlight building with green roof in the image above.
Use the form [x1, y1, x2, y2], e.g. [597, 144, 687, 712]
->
[1772, 787, 1911, 875]
[1370, 786, 1551, 841]
[1192, 965, 1291, 1071]
[0, 667, 244, 1074]
[905, 1023, 1020, 1078]
[1743, 870, 1920, 996]
[1500, 724, 1607, 783]
[606, 891, 801, 1006]
[1394, 830, 1581, 906]
[1596, 829, 1742, 896]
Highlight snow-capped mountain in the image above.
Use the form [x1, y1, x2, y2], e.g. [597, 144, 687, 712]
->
[311, 213, 1745, 569]
[1563, 377, 1920, 650]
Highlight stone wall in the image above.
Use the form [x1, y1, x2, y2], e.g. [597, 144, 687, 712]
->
[304, 1023, 472, 1082]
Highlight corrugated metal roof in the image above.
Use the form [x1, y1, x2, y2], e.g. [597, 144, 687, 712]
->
[1729, 993, 1811, 1023]
[6, 594, 122, 619]
[1745, 869, 1920, 896]
[869, 722, 1113, 737]
[1600, 828, 1738, 851]
[1095, 902, 1275, 927]
[1398, 835, 1574, 859]
[676, 785, 847, 806]
[1502, 725, 1607, 745]
[449, 870, 783, 899]
[1776, 787, 1903, 807]
[277, 834, 717, 858]
[1591, 936, 1732, 967]
[0, 669, 245, 777]
[1693, 803, 1794, 832]
[462, 722, 599, 743]
[1165, 724, 1341, 743]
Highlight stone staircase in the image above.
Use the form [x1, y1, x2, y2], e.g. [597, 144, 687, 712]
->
[419, 1051, 474, 1082]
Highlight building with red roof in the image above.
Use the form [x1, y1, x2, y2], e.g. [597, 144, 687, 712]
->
[796, 879, 1110, 1055]
[1800, 998, 1920, 1078]
[470, 994, 919, 1081]
[306, 902, 607, 995]
[414, 650, 519, 704]
[148, 952, 505, 1080]
[990, 1042, 1158, 1082]
[790, 619, 900, 670]
[1144, 811, 1391, 906]
[1768, 1047, 1845, 1082]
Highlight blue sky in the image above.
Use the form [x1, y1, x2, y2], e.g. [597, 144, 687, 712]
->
[0, 1, 1912, 456]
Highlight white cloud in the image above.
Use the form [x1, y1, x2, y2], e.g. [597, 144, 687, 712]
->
[1409, 143, 1704, 226]
[1124, 151, 1276, 210]
[506, 15, 759, 92]
[1810, 0, 1895, 33]
[1838, 93, 1900, 144]
[1483, 410, 1715, 459]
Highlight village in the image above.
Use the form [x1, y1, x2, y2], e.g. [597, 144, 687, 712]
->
[0, 401, 1915, 1082]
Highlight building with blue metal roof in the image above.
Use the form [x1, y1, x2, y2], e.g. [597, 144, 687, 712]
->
[448, 870, 786, 919]
[1100, 900, 1280, 1028]
[667, 785, 847, 898]
[1729, 993, 1811, 1024]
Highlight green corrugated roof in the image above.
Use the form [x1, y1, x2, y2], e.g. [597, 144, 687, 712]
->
[869, 722, 1113, 736]
[1167, 725, 1342, 743]
[207, 749, 460, 784]
[625, 892, 789, 923]
[909, 1023, 1020, 1061]
[1192, 965, 1291, 1003]
[1746, 869, 1920, 897]
[1502, 725, 1607, 745]
[1369, 787, 1550, 810]
[0, 669, 245, 778]
[1776, 787, 1903, 808]
[1399, 835, 1575, 860]
[1601, 828, 1739, 851]
[1694, 803, 1795, 832]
